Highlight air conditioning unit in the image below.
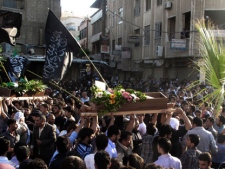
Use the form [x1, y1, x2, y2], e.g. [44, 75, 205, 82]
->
[156, 46, 163, 57]
[165, 1, 172, 9]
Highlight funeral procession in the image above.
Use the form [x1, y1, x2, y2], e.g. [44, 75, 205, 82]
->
[0, 0, 225, 169]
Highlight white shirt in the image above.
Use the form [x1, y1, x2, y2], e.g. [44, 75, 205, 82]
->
[105, 139, 117, 158]
[0, 156, 16, 167]
[138, 122, 146, 135]
[84, 153, 95, 169]
[154, 154, 182, 169]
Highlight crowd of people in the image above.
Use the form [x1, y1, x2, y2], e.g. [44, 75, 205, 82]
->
[0, 77, 224, 169]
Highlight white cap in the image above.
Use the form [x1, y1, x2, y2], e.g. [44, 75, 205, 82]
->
[14, 111, 24, 122]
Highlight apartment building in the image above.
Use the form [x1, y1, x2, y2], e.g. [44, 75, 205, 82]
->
[105, 0, 225, 81]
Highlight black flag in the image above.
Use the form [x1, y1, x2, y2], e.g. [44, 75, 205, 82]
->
[43, 10, 80, 82]
[0, 10, 22, 46]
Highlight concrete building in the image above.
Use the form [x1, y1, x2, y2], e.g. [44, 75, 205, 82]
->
[104, 0, 225, 81]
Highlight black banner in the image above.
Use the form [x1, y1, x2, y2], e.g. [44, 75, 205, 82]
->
[43, 10, 80, 82]
[0, 10, 22, 45]
[5, 56, 30, 82]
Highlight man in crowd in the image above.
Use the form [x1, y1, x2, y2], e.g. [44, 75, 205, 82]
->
[199, 152, 212, 169]
[181, 134, 202, 169]
[31, 113, 56, 165]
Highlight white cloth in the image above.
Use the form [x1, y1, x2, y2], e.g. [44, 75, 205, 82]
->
[170, 117, 180, 130]
[14, 111, 24, 122]
[138, 122, 146, 135]
[84, 153, 95, 169]
[154, 154, 182, 169]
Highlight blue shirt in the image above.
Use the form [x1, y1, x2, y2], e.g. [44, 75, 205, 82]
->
[212, 143, 225, 163]
[105, 138, 117, 158]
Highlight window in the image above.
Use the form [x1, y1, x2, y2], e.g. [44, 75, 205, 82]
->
[118, 37, 122, 45]
[3, 0, 24, 9]
[182, 11, 191, 38]
[92, 19, 102, 35]
[155, 22, 162, 39]
[134, 0, 141, 17]
[157, 0, 162, 6]
[168, 17, 176, 40]
[80, 27, 87, 39]
[112, 12, 116, 26]
[144, 25, 150, 45]
[118, 7, 123, 24]
[112, 39, 115, 51]
[146, 0, 151, 11]
[134, 29, 140, 47]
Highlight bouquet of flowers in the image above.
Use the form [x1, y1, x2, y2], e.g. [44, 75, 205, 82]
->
[91, 85, 146, 115]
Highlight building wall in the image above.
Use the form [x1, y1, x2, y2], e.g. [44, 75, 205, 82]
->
[105, 0, 225, 82]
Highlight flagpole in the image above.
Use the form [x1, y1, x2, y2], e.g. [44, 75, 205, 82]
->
[26, 70, 83, 104]
[0, 61, 11, 82]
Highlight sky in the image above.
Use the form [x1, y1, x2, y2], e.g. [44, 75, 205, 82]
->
[61, 0, 98, 17]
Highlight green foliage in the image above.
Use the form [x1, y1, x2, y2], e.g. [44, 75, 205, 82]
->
[195, 19, 225, 117]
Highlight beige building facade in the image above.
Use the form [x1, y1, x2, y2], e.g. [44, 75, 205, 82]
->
[106, 0, 225, 81]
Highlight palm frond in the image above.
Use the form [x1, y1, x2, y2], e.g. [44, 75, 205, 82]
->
[195, 19, 225, 117]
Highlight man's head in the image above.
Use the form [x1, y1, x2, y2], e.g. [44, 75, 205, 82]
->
[158, 124, 172, 139]
[217, 134, 225, 144]
[56, 136, 70, 154]
[7, 118, 18, 131]
[78, 128, 94, 145]
[216, 115, 225, 127]
[52, 104, 61, 115]
[157, 137, 171, 155]
[34, 114, 46, 128]
[47, 113, 55, 125]
[146, 123, 157, 136]
[64, 106, 73, 118]
[62, 156, 86, 169]
[95, 134, 108, 151]
[39, 104, 49, 114]
[195, 110, 202, 118]
[186, 134, 200, 148]
[128, 153, 144, 169]
[192, 117, 203, 127]
[199, 152, 212, 169]
[137, 114, 144, 123]
[107, 125, 120, 143]
[94, 150, 111, 169]
[119, 131, 132, 147]
[205, 117, 214, 128]
[27, 158, 48, 169]
[0, 137, 10, 156]
[15, 146, 30, 162]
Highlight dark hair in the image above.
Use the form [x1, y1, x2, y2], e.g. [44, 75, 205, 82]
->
[146, 123, 156, 135]
[188, 134, 200, 147]
[56, 136, 70, 154]
[0, 137, 10, 155]
[27, 158, 48, 169]
[66, 98, 75, 105]
[14, 141, 26, 154]
[94, 150, 111, 169]
[7, 118, 16, 126]
[95, 134, 108, 150]
[109, 158, 121, 169]
[40, 104, 49, 110]
[62, 156, 86, 169]
[207, 117, 214, 124]
[53, 104, 62, 110]
[35, 113, 46, 122]
[144, 163, 163, 169]
[219, 115, 225, 125]
[119, 131, 132, 142]
[128, 153, 144, 169]
[158, 124, 172, 137]
[64, 106, 73, 113]
[193, 117, 203, 126]
[107, 125, 120, 138]
[198, 152, 211, 164]
[217, 134, 225, 144]
[78, 128, 94, 141]
[16, 146, 30, 162]
[157, 137, 171, 153]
